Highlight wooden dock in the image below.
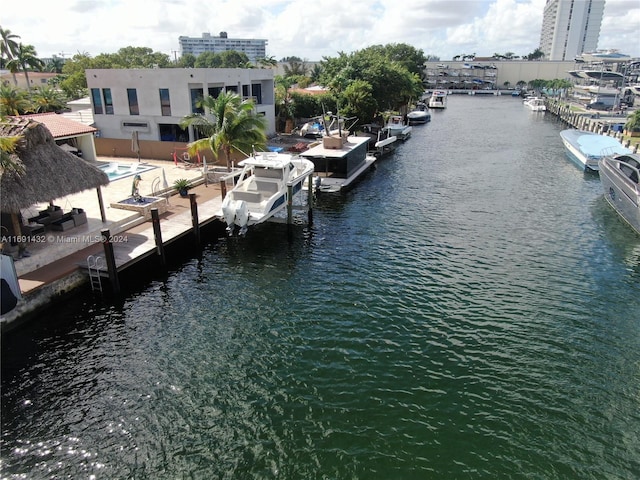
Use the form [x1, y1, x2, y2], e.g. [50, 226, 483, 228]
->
[82, 192, 224, 295]
[111, 197, 220, 272]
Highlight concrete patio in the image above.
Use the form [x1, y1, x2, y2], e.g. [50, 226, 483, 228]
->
[7, 155, 225, 277]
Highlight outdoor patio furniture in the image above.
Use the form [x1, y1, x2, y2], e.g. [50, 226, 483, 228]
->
[22, 223, 45, 236]
[50, 213, 75, 231]
[71, 208, 87, 227]
[28, 206, 63, 226]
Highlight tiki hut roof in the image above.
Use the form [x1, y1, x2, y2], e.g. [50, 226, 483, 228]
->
[0, 117, 109, 214]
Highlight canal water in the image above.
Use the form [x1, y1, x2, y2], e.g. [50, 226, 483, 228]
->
[2, 95, 640, 479]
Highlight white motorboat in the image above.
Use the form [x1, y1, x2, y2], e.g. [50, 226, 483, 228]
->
[370, 130, 398, 158]
[599, 153, 640, 235]
[300, 134, 376, 193]
[220, 152, 315, 233]
[559, 129, 631, 172]
[524, 97, 546, 111]
[428, 90, 447, 109]
[407, 102, 431, 124]
[383, 115, 412, 140]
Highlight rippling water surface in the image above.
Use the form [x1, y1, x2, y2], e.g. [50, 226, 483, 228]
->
[3, 96, 640, 479]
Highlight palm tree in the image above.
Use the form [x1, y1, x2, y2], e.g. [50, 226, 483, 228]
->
[0, 84, 31, 116]
[283, 58, 308, 77]
[0, 136, 24, 176]
[258, 55, 277, 69]
[180, 91, 267, 171]
[0, 122, 24, 177]
[1, 27, 20, 84]
[0, 27, 20, 68]
[6, 43, 44, 90]
[274, 75, 295, 132]
[32, 85, 67, 113]
[0, 116, 26, 255]
[45, 56, 65, 73]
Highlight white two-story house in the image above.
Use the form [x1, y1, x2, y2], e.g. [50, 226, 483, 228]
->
[85, 68, 275, 161]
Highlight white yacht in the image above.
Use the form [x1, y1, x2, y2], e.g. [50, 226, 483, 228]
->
[406, 102, 431, 124]
[220, 152, 315, 234]
[524, 97, 546, 111]
[428, 90, 447, 109]
[383, 115, 412, 140]
[598, 153, 640, 235]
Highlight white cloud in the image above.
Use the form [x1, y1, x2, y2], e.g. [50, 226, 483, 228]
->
[3, 0, 638, 61]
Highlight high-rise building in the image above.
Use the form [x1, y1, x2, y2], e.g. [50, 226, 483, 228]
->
[178, 32, 267, 62]
[539, 0, 605, 61]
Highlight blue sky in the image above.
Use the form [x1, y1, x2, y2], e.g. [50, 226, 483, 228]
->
[3, 0, 639, 61]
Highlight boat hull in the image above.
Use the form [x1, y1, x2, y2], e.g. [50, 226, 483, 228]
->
[220, 154, 314, 230]
[428, 91, 447, 109]
[524, 98, 546, 111]
[599, 155, 640, 236]
[407, 111, 431, 124]
[559, 129, 630, 172]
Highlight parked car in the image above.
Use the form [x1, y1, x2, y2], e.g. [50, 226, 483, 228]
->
[586, 101, 614, 111]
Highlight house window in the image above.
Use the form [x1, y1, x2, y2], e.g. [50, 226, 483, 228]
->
[226, 85, 238, 94]
[190, 88, 204, 113]
[252, 83, 262, 104]
[127, 89, 139, 115]
[208, 86, 223, 98]
[103, 88, 114, 114]
[159, 124, 188, 142]
[91, 88, 103, 114]
[159, 88, 171, 116]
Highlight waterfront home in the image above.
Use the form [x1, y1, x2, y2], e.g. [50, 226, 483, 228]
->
[85, 68, 276, 161]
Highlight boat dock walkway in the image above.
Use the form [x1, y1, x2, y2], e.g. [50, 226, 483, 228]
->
[16, 181, 224, 293]
[2, 158, 228, 329]
[92, 191, 222, 274]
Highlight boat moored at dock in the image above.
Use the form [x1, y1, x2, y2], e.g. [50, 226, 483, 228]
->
[524, 97, 546, 111]
[559, 129, 630, 172]
[300, 134, 376, 193]
[383, 115, 412, 140]
[407, 102, 431, 124]
[220, 152, 315, 234]
[598, 153, 640, 235]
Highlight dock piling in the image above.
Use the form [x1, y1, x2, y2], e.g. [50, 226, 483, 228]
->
[101, 228, 120, 294]
[287, 184, 293, 225]
[220, 178, 227, 199]
[307, 173, 314, 225]
[151, 208, 166, 269]
[190, 193, 200, 248]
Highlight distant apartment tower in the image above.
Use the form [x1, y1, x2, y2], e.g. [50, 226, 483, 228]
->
[178, 32, 267, 62]
[539, 0, 605, 61]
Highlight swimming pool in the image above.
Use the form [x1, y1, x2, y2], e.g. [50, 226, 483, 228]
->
[98, 162, 157, 182]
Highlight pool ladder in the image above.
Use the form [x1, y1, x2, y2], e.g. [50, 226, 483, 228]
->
[87, 255, 104, 293]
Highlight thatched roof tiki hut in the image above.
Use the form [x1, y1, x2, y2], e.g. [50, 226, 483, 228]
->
[0, 118, 109, 250]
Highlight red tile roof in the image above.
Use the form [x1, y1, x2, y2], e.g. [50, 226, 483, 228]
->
[22, 113, 97, 138]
